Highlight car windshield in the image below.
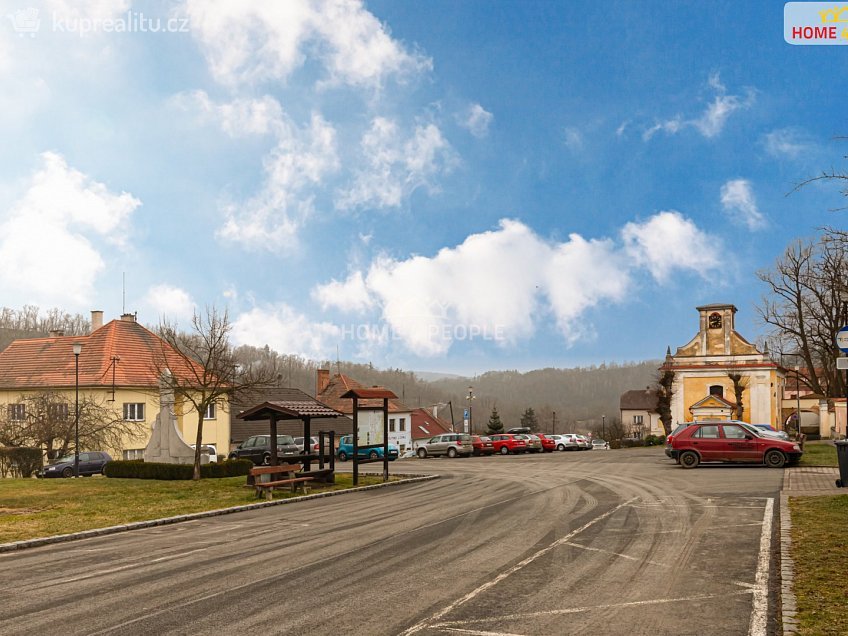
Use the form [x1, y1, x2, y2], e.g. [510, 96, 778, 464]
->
[738, 423, 764, 437]
[51, 455, 74, 464]
[276, 435, 295, 445]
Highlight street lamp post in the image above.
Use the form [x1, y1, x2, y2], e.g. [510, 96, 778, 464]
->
[841, 291, 848, 438]
[73, 342, 82, 478]
[794, 365, 802, 438]
[465, 387, 475, 435]
[602, 414, 606, 440]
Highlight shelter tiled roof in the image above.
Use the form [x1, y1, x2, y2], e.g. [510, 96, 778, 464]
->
[317, 373, 411, 414]
[0, 317, 202, 390]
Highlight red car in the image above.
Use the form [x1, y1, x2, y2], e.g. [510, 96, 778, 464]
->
[471, 435, 495, 456]
[537, 434, 557, 452]
[668, 420, 802, 468]
[489, 433, 528, 455]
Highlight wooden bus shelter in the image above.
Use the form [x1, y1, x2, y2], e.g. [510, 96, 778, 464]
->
[339, 387, 397, 485]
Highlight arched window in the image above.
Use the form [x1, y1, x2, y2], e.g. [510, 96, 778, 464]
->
[709, 385, 724, 398]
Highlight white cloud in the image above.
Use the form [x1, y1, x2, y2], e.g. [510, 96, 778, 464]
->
[643, 73, 754, 141]
[763, 128, 815, 159]
[0, 152, 140, 307]
[143, 284, 196, 323]
[563, 127, 583, 150]
[720, 179, 766, 230]
[336, 117, 455, 211]
[46, 0, 131, 20]
[232, 303, 341, 359]
[217, 112, 339, 245]
[183, 0, 431, 88]
[460, 103, 493, 138]
[621, 211, 720, 282]
[311, 271, 375, 314]
[174, 90, 284, 137]
[615, 120, 629, 137]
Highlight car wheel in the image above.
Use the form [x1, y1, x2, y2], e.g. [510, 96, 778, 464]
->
[447, 447, 457, 458]
[557, 444, 565, 451]
[417, 448, 428, 459]
[764, 449, 786, 468]
[679, 451, 699, 469]
[369, 450, 379, 460]
[262, 454, 270, 466]
[62, 466, 74, 478]
[228, 453, 237, 461]
[101, 466, 108, 475]
[500, 446, 509, 455]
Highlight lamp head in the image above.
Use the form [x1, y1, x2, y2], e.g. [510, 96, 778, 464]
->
[72, 343, 82, 356]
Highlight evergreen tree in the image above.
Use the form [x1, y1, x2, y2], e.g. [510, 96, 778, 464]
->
[486, 407, 504, 435]
[520, 407, 539, 430]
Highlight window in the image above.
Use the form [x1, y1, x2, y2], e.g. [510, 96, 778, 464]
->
[723, 425, 748, 439]
[694, 425, 720, 439]
[398, 417, 406, 432]
[709, 385, 724, 398]
[389, 418, 395, 432]
[123, 449, 144, 460]
[48, 403, 69, 420]
[7, 404, 25, 421]
[123, 403, 145, 421]
[203, 402, 216, 420]
[633, 415, 644, 425]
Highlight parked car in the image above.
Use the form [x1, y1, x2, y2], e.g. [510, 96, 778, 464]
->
[537, 434, 557, 452]
[555, 434, 581, 451]
[520, 434, 544, 453]
[189, 444, 218, 462]
[749, 424, 790, 441]
[228, 434, 299, 465]
[506, 427, 532, 434]
[574, 435, 591, 450]
[488, 433, 528, 455]
[668, 420, 803, 468]
[39, 451, 112, 478]
[591, 439, 609, 450]
[293, 436, 321, 455]
[472, 435, 495, 456]
[337, 435, 399, 461]
[417, 433, 473, 458]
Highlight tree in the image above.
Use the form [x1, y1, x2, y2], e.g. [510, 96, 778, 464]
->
[520, 407, 538, 431]
[0, 391, 142, 459]
[757, 229, 847, 398]
[727, 373, 747, 421]
[156, 306, 278, 480]
[486, 407, 504, 435]
[655, 369, 675, 436]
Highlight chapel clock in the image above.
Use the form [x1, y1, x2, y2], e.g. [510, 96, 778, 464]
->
[708, 312, 722, 329]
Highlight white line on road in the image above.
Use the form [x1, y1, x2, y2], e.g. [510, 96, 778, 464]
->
[47, 548, 210, 586]
[398, 498, 638, 636]
[439, 629, 528, 636]
[431, 590, 754, 628]
[748, 497, 773, 636]
[561, 541, 669, 567]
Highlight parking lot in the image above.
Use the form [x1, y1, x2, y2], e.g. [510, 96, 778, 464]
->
[0, 448, 783, 635]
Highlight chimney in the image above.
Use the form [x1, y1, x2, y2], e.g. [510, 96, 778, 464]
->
[91, 310, 104, 332]
[49, 329, 64, 338]
[120, 313, 136, 323]
[316, 369, 330, 397]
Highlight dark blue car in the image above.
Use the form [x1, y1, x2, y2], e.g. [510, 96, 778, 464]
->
[39, 451, 112, 477]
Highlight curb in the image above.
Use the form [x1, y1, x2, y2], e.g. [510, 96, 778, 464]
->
[779, 492, 798, 634]
[0, 473, 438, 554]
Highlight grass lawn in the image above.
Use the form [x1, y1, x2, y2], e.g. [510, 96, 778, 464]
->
[0, 472, 394, 544]
[789, 495, 848, 634]
[798, 441, 838, 467]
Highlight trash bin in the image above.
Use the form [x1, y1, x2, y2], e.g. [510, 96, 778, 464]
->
[834, 440, 848, 488]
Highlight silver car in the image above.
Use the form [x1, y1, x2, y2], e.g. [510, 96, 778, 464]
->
[417, 433, 474, 458]
[548, 434, 577, 451]
[520, 434, 543, 453]
[574, 435, 591, 450]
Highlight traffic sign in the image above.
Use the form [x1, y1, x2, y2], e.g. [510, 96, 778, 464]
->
[837, 326, 848, 353]
[464, 409, 469, 419]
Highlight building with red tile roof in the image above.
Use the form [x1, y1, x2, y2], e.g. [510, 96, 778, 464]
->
[0, 311, 230, 458]
[410, 408, 453, 448]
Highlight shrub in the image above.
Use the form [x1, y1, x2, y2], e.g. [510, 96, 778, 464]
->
[609, 440, 622, 450]
[104, 459, 252, 480]
[0, 447, 43, 478]
[644, 434, 664, 446]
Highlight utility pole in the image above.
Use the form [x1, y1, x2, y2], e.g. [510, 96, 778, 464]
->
[552, 411, 556, 435]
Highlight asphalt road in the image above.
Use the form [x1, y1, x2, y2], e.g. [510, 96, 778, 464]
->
[0, 448, 783, 636]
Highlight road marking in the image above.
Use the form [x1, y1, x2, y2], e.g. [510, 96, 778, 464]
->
[431, 590, 754, 628]
[398, 498, 637, 636]
[42, 548, 210, 586]
[439, 629, 527, 636]
[748, 497, 773, 636]
[561, 541, 668, 567]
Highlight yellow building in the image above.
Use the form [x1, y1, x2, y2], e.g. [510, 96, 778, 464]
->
[664, 304, 785, 429]
[0, 311, 229, 459]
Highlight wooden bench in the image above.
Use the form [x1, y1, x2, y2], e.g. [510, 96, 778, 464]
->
[249, 464, 315, 500]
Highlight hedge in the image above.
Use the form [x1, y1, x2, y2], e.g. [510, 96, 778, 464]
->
[103, 459, 253, 480]
[0, 447, 43, 478]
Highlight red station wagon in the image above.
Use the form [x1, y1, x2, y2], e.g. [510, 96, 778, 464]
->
[668, 421, 802, 469]
[488, 434, 528, 455]
[471, 435, 495, 456]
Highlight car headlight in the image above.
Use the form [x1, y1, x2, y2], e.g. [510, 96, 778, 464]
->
[793, 445, 801, 452]
[45, 466, 55, 471]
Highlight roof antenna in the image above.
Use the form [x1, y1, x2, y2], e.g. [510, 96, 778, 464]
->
[122, 272, 126, 314]
[336, 344, 341, 375]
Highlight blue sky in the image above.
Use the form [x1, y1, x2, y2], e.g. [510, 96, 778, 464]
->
[0, 0, 843, 374]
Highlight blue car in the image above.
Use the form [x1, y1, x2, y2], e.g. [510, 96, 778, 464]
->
[336, 435, 399, 461]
